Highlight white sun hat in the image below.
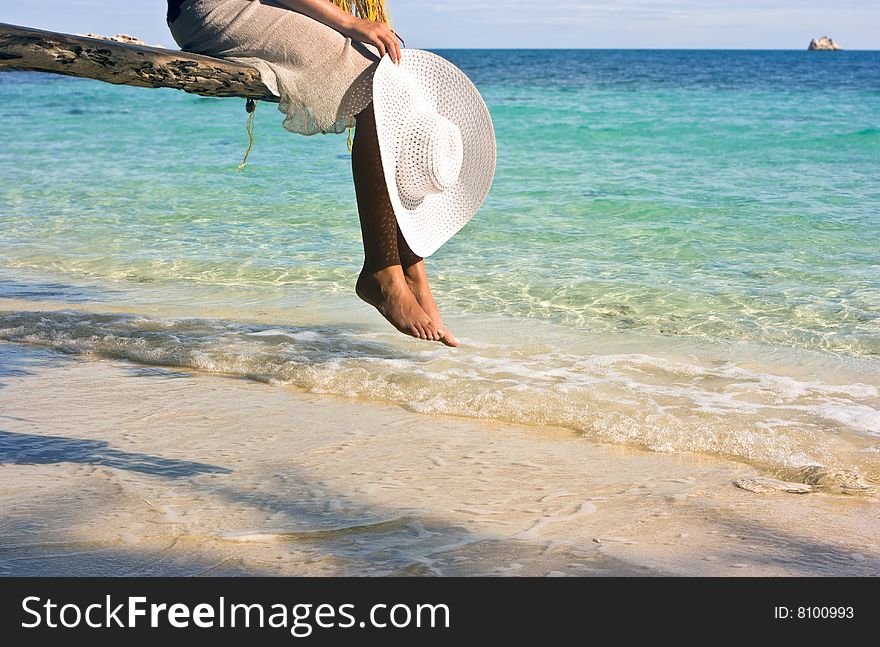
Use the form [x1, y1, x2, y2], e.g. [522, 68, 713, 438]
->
[372, 49, 496, 257]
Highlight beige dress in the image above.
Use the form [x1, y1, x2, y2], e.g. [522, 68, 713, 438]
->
[168, 0, 380, 135]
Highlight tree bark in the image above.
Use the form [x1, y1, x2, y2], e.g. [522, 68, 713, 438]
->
[0, 22, 278, 102]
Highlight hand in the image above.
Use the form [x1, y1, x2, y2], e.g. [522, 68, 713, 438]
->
[342, 17, 402, 65]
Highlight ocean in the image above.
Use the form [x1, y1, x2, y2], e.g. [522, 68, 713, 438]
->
[1, 50, 878, 488]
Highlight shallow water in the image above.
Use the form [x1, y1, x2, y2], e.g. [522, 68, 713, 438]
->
[1, 50, 878, 486]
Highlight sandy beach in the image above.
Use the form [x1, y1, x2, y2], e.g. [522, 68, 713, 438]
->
[2, 339, 878, 576]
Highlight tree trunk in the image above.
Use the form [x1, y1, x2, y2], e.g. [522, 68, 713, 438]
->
[0, 22, 278, 102]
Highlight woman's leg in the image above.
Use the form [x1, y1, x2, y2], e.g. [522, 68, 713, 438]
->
[397, 230, 460, 347]
[351, 102, 441, 341]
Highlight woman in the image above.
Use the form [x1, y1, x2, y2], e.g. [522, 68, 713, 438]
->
[167, 0, 458, 346]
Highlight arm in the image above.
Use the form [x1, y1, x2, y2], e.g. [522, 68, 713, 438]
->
[267, 0, 401, 64]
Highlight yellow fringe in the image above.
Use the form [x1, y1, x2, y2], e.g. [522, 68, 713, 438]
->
[332, 1, 395, 152]
[330, 0, 393, 27]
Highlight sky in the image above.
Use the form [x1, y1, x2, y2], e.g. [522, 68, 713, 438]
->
[2, 1, 877, 50]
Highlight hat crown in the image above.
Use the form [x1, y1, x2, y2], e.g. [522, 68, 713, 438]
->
[396, 112, 464, 203]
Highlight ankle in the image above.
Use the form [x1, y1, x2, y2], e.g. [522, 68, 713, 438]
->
[362, 264, 406, 286]
[403, 261, 427, 279]
[404, 273, 427, 293]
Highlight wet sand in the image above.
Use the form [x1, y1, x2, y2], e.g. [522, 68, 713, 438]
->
[1, 340, 878, 576]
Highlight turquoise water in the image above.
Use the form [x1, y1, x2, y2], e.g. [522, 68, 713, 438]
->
[1, 50, 879, 485]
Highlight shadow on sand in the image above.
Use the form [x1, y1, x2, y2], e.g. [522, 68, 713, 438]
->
[0, 430, 231, 478]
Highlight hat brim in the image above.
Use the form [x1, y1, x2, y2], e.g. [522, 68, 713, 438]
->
[372, 50, 496, 257]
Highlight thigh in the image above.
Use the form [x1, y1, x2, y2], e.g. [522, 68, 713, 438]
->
[170, 0, 349, 65]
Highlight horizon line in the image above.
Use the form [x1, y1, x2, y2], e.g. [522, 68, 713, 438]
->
[420, 47, 877, 51]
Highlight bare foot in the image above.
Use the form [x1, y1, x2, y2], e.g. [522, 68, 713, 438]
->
[403, 262, 459, 347]
[356, 265, 441, 341]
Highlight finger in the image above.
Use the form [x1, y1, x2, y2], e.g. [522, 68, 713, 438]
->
[381, 31, 399, 65]
[373, 37, 387, 60]
[391, 35, 401, 65]
[377, 30, 397, 64]
[381, 34, 397, 65]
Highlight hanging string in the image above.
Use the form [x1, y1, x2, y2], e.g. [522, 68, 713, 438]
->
[238, 98, 257, 170]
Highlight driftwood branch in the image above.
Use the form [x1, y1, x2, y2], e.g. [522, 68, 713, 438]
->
[0, 22, 278, 102]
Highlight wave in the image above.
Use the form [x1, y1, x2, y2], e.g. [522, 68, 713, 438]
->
[1, 309, 877, 491]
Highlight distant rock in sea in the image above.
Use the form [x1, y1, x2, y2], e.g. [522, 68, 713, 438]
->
[808, 36, 842, 51]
